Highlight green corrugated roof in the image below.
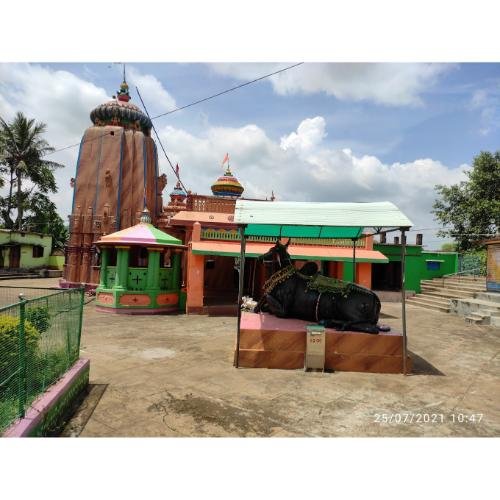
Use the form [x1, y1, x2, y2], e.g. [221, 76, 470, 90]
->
[234, 200, 412, 238]
[243, 224, 363, 238]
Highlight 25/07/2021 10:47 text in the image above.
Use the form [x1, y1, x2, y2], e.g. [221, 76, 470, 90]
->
[373, 413, 484, 424]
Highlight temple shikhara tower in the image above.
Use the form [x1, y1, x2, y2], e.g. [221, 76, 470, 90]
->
[63, 78, 164, 286]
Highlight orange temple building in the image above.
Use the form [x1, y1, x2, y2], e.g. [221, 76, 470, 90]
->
[62, 78, 165, 287]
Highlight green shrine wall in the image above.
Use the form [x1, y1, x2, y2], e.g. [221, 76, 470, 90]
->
[96, 248, 182, 312]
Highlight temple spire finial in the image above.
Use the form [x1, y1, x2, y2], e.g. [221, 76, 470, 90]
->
[117, 63, 130, 103]
[140, 207, 151, 224]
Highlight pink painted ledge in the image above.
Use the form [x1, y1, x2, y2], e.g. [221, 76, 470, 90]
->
[3, 358, 90, 437]
[241, 311, 400, 336]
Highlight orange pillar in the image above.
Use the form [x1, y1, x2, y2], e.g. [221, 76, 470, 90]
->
[357, 262, 372, 289]
[365, 234, 374, 250]
[186, 222, 205, 313]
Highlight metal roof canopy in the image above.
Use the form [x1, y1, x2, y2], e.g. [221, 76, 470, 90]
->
[235, 200, 413, 236]
[233, 199, 412, 375]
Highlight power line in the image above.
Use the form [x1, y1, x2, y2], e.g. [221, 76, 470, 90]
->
[43, 62, 304, 158]
[150, 62, 304, 120]
[135, 86, 189, 194]
[44, 131, 115, 157]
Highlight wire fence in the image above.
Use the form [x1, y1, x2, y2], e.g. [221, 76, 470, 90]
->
[0, 287, 84, 434]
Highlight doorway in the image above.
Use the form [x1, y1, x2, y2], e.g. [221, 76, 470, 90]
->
[9, 245, 21, 268]
[372, 261, 401, 291]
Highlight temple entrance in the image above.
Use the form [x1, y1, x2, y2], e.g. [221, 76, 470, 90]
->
[372, 261, 401, 291]
[203, 256, 257, 308]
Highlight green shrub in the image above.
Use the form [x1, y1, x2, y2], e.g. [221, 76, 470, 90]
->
[25, 306, 51, 333]
[461, 249, 487, 275]
[0, 315, 40, 381]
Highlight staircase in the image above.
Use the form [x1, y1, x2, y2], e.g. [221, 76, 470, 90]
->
[0, 269, 42, 280]
[407, 276, 486, 314]
[450, 292, 500, 326]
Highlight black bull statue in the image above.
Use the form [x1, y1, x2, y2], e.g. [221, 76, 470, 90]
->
[253, 240, 385, 334]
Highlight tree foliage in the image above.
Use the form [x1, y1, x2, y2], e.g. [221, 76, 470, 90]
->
[0, 112, 67, 250]
[433, 151, 500, 252]
[23, 193, 69, 250]
[0, 112, 64, 230]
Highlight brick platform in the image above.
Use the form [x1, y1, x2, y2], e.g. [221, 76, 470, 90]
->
[237, 312, 412, 373]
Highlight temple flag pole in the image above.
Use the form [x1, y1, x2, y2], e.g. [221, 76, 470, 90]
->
[235, 225, 247, 368]
[401, 227, 408, 374]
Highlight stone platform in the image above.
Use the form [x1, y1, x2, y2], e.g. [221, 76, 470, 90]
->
[237, 312, 412, 373]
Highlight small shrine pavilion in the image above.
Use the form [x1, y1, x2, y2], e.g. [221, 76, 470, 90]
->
[95, 210, 185, 314]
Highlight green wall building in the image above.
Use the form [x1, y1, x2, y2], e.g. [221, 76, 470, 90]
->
[373, 243, 458, 293]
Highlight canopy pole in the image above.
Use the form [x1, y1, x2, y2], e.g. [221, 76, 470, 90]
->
[352, 238, 357, 282]
[400, 228, 408, 374]
[234, 225, 247, 368]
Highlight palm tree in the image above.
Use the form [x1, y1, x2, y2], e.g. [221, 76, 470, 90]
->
[0, 112, 64, 230]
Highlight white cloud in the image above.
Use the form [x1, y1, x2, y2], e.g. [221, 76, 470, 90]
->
[280, 116, 326, 153]
[126, 66, 176, 114]
[469, 86, 500, 136]
[211, 63, 454, 106]
[157, 116, 468, 247]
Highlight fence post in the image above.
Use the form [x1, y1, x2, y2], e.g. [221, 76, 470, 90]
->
[77, 288, 85, 355]
[17, 293, 27, 418]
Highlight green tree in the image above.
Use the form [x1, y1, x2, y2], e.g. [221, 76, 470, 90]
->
[433, 151, 500, 252]
[23, 193, 69, 250]
[440, 242, 457, 252]
[0, 112, 64, 230]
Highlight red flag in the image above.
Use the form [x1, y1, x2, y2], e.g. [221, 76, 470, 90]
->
[221, 152, 229, 167]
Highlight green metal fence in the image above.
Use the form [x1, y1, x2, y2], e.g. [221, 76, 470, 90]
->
[0, 287, 84, 434]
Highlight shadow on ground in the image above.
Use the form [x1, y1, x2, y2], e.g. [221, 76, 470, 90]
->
[59, 384, 108, 437]
[409, 351, 445, 376]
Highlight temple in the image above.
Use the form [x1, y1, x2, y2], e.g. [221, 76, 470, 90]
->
[63, 76, 162, 287]
[62, 76, 441, 315]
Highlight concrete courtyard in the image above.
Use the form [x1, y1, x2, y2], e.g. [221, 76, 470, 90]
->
[5, 278, 500, 437]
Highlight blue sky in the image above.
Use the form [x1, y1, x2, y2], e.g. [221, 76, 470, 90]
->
[1, 62, 499, 248]
[52, 62, 500, 166]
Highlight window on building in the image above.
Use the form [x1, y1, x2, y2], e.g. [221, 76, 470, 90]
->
[162, 249, 172, 268]
[32, 245, 44, 258]
[108, 248, 117, 266]
[129, 246, 148, 268]
[426, 260, 441, 271]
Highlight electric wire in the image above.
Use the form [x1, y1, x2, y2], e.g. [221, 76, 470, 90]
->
[150, 62, 304, 120]
[42, 62, 304, 159]
[135, 86, 189, 194]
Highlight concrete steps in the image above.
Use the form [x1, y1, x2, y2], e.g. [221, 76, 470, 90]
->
[421, 280, 485, 293]
[465, 312, 489, 325]
[450, 295, 500, 326]
[406, 275, 499, 325]
[407, 294, 450, 310]
[0, 273, 41, 280]
[420, 286, 474, 299]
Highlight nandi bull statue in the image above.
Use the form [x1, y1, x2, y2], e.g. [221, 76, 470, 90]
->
[254, 240, 384, 334]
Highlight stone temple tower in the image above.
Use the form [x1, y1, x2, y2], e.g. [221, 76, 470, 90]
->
[63, 77, 165, 287]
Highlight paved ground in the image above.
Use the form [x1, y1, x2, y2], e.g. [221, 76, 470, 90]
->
[3, 278, 500, 437]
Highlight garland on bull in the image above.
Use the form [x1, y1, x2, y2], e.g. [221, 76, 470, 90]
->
[263, 265, 352, 298]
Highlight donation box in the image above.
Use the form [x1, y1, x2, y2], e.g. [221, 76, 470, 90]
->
[305, 324, 326, 370]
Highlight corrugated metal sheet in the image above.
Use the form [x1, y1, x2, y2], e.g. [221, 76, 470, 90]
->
[234, 201, 413, 231]
[191, 241, 388, 262]
[243, 224, 363, 238]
